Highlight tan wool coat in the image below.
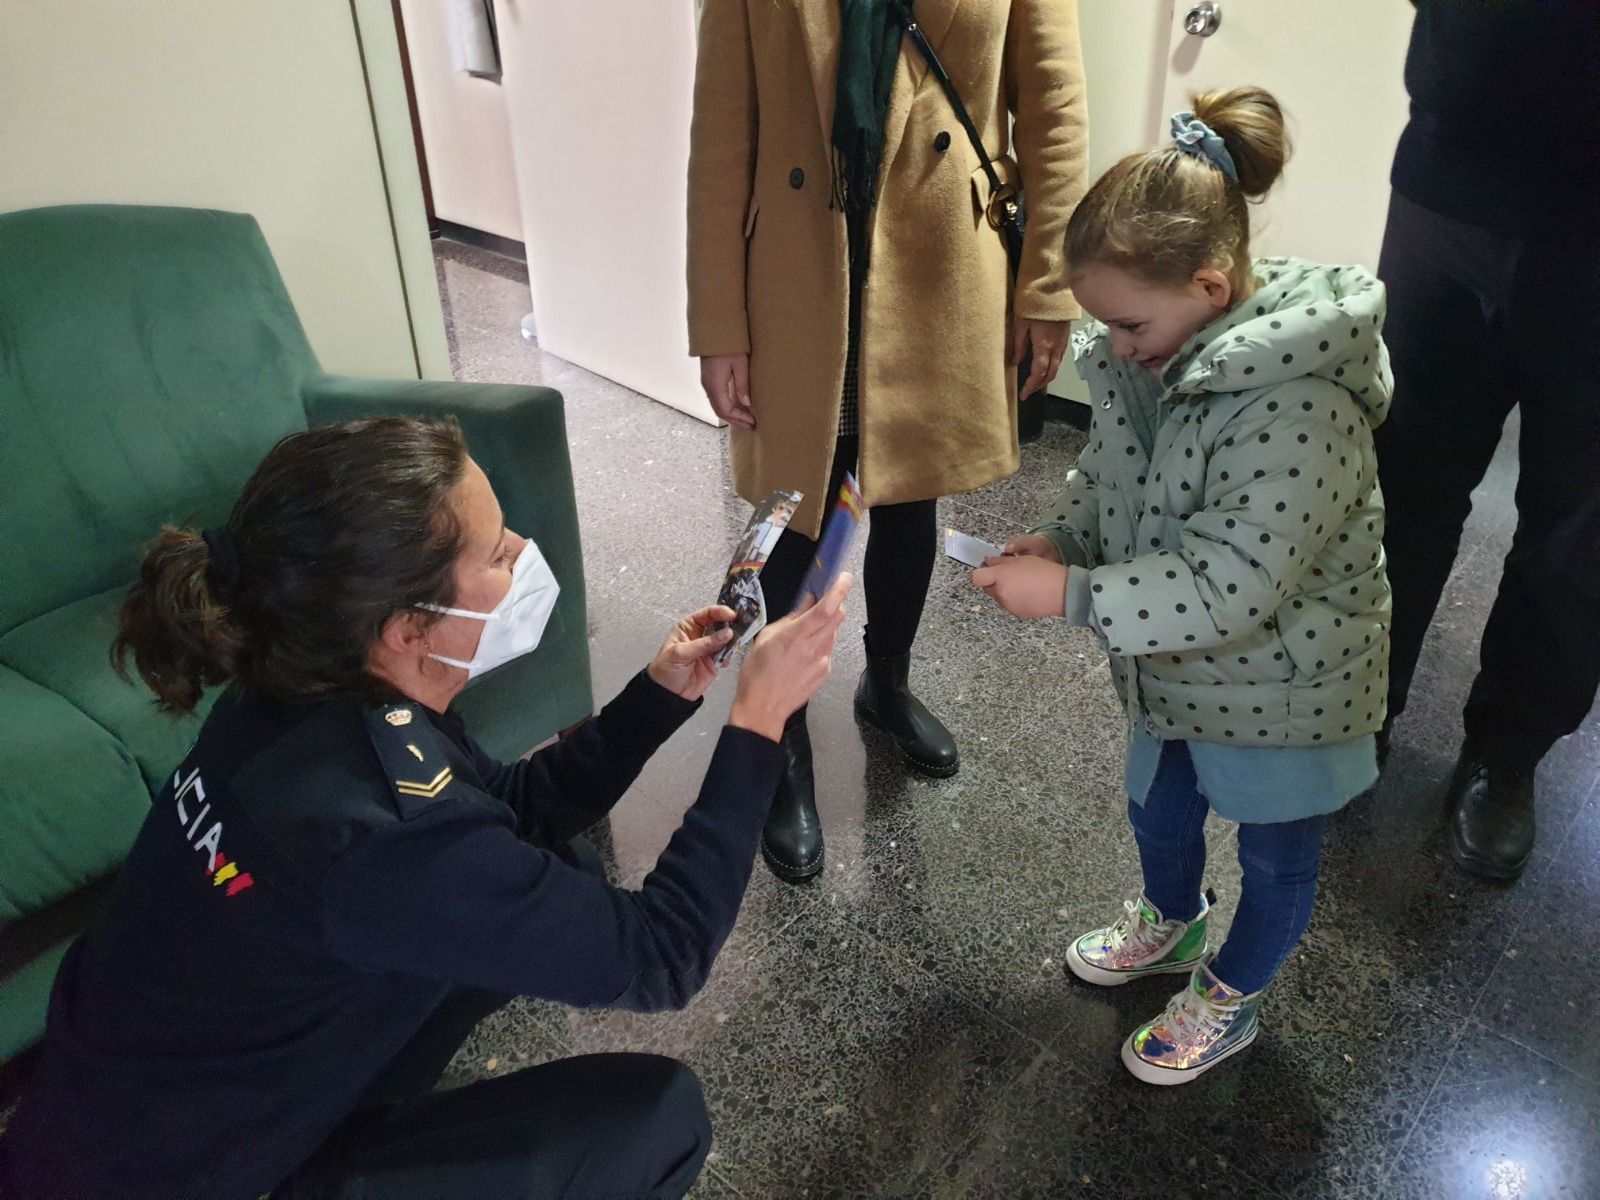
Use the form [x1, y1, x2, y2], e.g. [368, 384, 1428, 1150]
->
[688, 0, 1089, 537]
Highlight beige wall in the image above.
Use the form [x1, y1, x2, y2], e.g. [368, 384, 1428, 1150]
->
[1079, 0, 1175, 176]
[0, 0, 450, 381]
[397, 0, 523, 242]
[1047, 1, 1175, 404]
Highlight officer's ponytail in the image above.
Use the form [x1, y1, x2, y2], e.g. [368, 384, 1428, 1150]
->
[114, 417, 469, 714]
[114, 526, 245, 714]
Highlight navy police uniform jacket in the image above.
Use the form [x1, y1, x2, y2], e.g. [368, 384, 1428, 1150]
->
[2, 671, 781, 1199]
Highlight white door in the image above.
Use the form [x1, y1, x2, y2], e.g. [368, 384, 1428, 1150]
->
[496, 0, 717, 424]
[1157, 0, 1415, 271]
[1053, 0, 1415, 406]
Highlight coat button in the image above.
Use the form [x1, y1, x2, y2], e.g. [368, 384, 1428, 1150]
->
[934, 131, 951, 152]
[789, 167, 805, 189]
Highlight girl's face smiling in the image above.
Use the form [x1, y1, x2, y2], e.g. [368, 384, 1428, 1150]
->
[1072, 263, 1241, 373]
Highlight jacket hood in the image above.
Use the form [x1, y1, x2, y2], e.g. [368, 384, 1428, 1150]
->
[1161, 257, 1392, 427]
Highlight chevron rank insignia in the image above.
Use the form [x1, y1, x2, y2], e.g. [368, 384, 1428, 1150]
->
[366, 705, 458, 814]
[394, 766, 452, 800]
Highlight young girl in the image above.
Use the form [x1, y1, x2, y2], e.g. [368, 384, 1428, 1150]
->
[973, 87, 1392, 1085]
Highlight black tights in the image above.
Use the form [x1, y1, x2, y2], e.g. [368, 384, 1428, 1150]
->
[757, 436, 938, 660]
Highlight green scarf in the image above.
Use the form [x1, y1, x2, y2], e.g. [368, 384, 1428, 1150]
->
[832, 0, 905, 295]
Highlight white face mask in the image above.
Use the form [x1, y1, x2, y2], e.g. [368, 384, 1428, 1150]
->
[422, 540, 561, 679]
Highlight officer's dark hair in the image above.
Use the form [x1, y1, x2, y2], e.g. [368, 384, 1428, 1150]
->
[114, 417, 470, 714]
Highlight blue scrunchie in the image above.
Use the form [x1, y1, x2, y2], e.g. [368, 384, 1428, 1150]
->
[1170, 111, 1238, 184]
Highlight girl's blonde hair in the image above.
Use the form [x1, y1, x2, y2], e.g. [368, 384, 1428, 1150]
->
[1066, 87, 1291, 294]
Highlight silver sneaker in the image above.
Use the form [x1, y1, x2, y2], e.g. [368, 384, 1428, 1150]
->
[1121, 960, 1262, 1085]
[1065, 890, 1213, 986]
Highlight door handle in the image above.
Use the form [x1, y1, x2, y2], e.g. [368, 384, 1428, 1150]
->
[1184, 2, 1222, 37]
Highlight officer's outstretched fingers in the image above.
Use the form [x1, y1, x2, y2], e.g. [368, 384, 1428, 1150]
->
[729, 574, 852, 741]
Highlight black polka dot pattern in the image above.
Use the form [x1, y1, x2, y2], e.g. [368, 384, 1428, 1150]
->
[1032, 259, 1393, 754]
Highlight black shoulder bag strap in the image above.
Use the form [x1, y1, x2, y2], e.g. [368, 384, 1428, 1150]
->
[894, 3, 1025, 276]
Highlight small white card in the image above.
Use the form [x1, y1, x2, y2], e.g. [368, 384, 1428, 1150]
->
[943, 528, 1004, 568]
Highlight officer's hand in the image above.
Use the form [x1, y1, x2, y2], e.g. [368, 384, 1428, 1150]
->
[648, 604, 739, 702]
[729, 573, 852, 741]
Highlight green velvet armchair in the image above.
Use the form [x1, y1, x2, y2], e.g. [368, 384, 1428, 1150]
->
[0, 205, 592, 1060]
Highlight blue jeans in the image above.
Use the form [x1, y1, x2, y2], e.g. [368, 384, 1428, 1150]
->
[1129, 739, 1326, 994]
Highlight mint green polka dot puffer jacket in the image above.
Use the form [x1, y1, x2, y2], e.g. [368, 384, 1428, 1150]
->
[1034, 258, 1394, 748]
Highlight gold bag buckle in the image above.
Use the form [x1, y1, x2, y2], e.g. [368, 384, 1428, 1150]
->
[986, 183, 1020, 231]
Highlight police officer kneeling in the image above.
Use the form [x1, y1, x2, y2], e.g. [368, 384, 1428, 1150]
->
[0, 417, 849, 1200]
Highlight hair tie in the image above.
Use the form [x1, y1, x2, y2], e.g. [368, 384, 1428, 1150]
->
[1170, 111, 1239, 184]
[201, 527, 241, 594]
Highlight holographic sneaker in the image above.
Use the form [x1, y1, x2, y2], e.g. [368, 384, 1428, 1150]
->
[1065, 889, 1213, 986]
[1121, 960, 1262, 1085]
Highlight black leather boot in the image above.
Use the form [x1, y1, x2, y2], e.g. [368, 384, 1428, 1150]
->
[1018, 391, 1046, 444]
[1446, 744, 1537, 881]
[854, 634, 959, 778]
[761, 711, 824, 883]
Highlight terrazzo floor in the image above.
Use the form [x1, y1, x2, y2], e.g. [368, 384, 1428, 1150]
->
[432, 238, 1600, 1200]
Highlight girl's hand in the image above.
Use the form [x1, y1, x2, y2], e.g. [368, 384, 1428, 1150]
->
[648, 605, 739, 702]
[1003, 534, 1062, 563]
[971, 556, 1069, 620]
[700, 354, 755, 429]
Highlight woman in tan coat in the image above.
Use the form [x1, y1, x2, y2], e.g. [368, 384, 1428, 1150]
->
[688, 0, 1087, 881]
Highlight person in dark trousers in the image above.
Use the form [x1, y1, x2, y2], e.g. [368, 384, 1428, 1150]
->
[1376, 0, 1600, 880]
[0, 417, 850, 1200]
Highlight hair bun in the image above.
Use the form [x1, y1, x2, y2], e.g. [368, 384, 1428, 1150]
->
[1190, 86, 1291, 199]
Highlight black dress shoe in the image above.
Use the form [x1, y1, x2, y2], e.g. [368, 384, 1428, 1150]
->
[854, 637, 959, 779]
[761, 712, 824, 883]
[1447, 746, 1536, 881]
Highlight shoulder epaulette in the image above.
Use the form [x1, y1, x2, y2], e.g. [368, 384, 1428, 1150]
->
[363, 702, 461, 817]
